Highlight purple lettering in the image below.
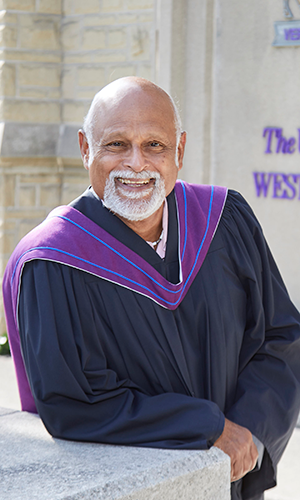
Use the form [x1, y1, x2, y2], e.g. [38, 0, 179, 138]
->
[275, 129, 288, 153]
[263, 127, 281, 154]
[286, 137, 296, 154]
[282, 174, 296, 199]
[253, 173, 300, 200]
[291, 29, 300, 41]
[263, 128, 300, 154]
[292, 175, 300, 200]
[284, 29, 300, 41]
[285, 29, 291, 40]
[253, 172, 273, 197]
[273, 174, 283, 198]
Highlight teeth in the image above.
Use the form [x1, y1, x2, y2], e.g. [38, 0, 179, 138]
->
[117, 178, 151, 185]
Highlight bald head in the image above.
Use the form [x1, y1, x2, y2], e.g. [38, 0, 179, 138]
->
[78, 75, 187, 221]
[83, 77, 182, 156]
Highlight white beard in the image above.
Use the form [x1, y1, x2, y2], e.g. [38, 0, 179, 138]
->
[103, 170, 166, 221]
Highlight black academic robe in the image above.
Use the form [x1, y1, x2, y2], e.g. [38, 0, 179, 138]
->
[18, 188, 300, 500]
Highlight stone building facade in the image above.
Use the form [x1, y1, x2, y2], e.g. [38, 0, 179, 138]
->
[1, 0, 300, 331]
[0, 0, 157, 331]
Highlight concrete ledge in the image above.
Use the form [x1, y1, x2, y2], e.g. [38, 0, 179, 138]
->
[0, 407, 230, 500]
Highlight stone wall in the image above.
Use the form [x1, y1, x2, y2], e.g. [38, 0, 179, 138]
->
[208, 0, 300, 308]
[0, 0, 157, 332]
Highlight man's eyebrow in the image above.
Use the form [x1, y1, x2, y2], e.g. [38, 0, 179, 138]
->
[98, 131, 171, 144]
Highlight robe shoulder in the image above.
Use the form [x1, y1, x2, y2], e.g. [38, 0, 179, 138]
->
[218, 189, 268, 241]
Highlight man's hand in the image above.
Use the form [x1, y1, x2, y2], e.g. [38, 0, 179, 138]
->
[214, 418, 259, 482]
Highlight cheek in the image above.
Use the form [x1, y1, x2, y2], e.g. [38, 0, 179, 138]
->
[162, 165, 178, 195]
[89, 162, 111, 199]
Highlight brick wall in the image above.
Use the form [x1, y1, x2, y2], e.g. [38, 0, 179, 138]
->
[0, 0, 157, 332]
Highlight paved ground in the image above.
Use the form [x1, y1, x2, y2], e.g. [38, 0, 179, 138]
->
[0, 355, 299, 499]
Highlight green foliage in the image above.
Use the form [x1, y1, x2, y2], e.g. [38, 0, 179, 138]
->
[0, 333, 10, 355]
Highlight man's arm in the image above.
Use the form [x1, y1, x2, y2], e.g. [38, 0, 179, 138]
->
[18, 259, 225, 449]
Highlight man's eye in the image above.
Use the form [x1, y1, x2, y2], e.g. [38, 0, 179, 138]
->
[150, 142, 161, 147]
[109, 142, 122, 147]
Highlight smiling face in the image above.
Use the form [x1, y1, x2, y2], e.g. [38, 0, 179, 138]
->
[79, 79, 186, 223]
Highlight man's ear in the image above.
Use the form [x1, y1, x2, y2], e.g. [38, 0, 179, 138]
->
[78, 129, 90, 171]
[177, 131, 187, 171]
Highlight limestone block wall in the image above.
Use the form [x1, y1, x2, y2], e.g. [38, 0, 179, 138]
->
[0, 2, 62, 121]
[62, 0, 155, 114]
[0, 0, 157, 333]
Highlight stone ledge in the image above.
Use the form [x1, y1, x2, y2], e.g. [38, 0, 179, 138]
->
[0, 406, 18, 417]
[0, 407, 230, 500]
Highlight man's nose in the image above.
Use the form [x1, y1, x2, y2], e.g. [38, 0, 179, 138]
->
[123, 146, 148, 172]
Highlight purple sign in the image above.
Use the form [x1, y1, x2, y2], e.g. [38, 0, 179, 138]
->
[263, 127, 300, 154]
[253, 172, 300, 199]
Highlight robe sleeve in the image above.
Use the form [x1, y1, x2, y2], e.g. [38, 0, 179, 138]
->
[223, 191, 300, 496]
[18, 259, 224, 449]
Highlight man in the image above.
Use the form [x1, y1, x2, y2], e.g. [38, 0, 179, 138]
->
[3, 77, 300, 500]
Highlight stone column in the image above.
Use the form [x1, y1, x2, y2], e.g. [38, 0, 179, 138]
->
[0, 1, 67, 332]
[156, 0, 216, 186]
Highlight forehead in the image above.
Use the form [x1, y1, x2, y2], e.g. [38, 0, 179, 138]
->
[92, 87, 177, 140]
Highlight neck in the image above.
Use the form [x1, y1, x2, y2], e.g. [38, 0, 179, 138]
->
[116, 204, 164, 242]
